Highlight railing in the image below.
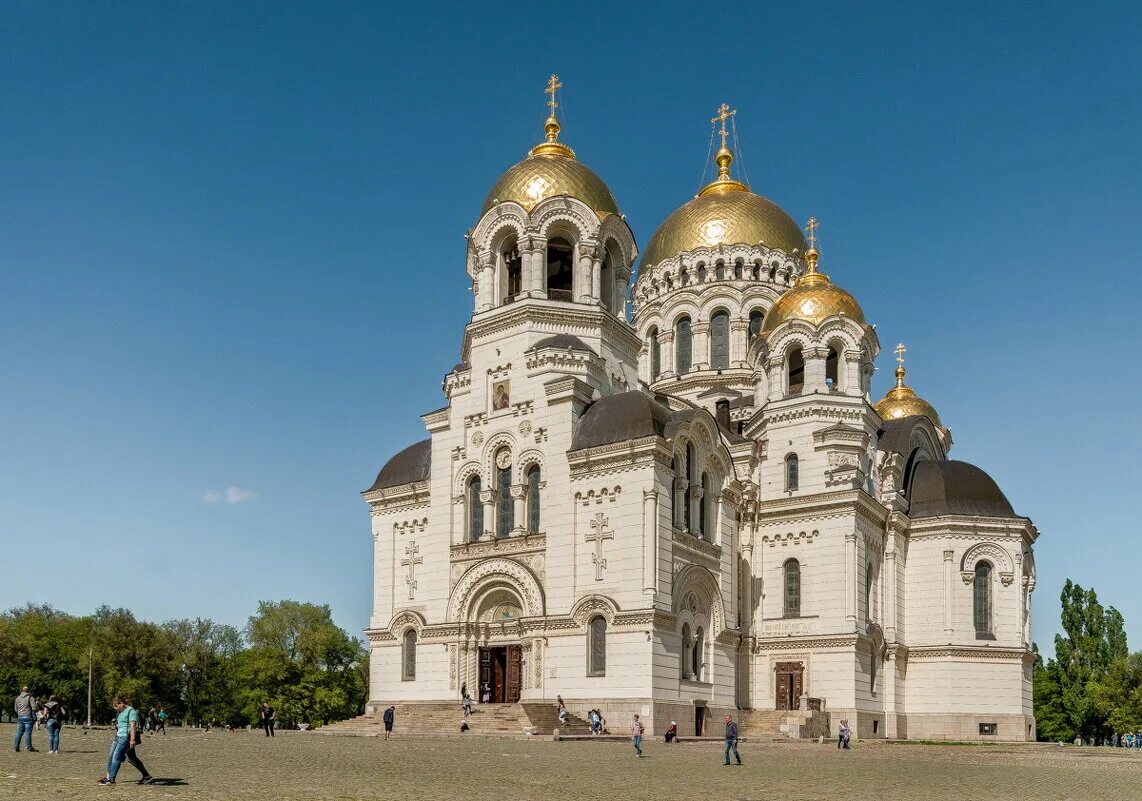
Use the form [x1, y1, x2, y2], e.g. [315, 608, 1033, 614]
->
[548, 288, 573, 302]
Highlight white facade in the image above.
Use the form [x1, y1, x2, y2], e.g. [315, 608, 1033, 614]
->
[362, 100, 1039, 741]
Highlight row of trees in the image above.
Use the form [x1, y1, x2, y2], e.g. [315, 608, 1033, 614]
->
[1034, 579, 1142, 741]
[0, 601, 367, 728]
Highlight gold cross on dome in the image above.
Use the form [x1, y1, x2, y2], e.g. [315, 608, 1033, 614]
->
[545, 75, 562, 116]
[806, 217, 820, 250]
[711, 103, 736, 148]
[895, 342, 907, 368]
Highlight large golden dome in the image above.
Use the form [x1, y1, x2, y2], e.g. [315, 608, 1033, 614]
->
[875, 357, 943, 429]
[481, 76, 619, 220]
[760, 250, 865, 334]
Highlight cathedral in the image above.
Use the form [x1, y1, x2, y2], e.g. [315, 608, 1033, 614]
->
[360, 78, 1039, 741]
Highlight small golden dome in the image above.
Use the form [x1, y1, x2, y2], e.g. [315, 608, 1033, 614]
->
[760, 246, 865, 333]
[875, 349, 942, 428]
[481, 75, 619, 220]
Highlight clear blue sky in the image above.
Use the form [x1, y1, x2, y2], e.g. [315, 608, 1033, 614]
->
[2, 2, 1140, 655]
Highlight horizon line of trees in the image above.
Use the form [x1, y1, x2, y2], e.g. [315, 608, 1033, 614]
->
[0, 600, 367, 728]
[1034, 579, 1142, 742]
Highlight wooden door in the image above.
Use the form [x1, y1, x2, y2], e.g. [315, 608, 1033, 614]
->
[505, 645, 522, 703]
[775, 662, 803, 710]
[479, 649, 492, 700]
[695, 706, 705, 736]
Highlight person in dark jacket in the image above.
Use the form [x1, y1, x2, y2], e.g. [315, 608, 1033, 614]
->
[723, 715, 742, 765]
[260, 703, 275, 737]
[382, 706, 395, 740]
[43, 696, 66, 753]
[13, 686, 38, 752]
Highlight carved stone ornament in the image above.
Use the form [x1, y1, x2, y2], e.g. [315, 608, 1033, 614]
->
[471, 431, 484, 447]
[496, 449, 513, 469]
[519, 420, 533, 437]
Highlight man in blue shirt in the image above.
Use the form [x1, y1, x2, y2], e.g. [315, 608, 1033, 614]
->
[724, 715, 742, 765]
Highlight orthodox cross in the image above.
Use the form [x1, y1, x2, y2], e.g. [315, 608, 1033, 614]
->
[545, 74, 562, 116]
[895, 342, 907, 369]
[711, 103, 736, 148]
[806, 217, 820, 250]
[586, 512, 613, 581]
[401, 541, 422, 600]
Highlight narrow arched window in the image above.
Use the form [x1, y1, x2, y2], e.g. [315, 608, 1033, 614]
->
[693, 626, 705, 680]
[826, 346, 839, 390]
[496, 452, 513, 538]
[974, 562, 993, 634]
[671, 458, 681, 528]
[676, 317, 692, 373]
[681, 623, 692, 678]
[600, 250, 614, 312]
[710, 311, 729, 369]
[699, 472, 711, 539]
[468, 475, 483, 542]
[715, 263, 725, 281]
[784, 559, 801, 617]
[748, 309, 764, 342]
[587, 616, 606, 676]
[402, 629, 417, 681]
[526, 465, 541, 533]
[683, 443, 695, 530]
[865, 562, 875, 622]
[649, 327, 661, 380]
[788, 347, 805, 394]
[503, 240, 522, 302]
[546, 237, 574, 301]
[785, 454, 799, 492]
[734, 261, 743, 280]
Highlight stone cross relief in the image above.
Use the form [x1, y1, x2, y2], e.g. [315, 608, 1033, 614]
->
[586, 512, 613, 581]
[401, 541, 423, 600]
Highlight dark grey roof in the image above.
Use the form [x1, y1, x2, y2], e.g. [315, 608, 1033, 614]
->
[572, 391, 673, 450]
[878, 416, 926, 459]
[532, 334, 593, 352]
[449, 361, 470, 373]
[908, 460, 1018, 519]
[367, 439, 431, 492]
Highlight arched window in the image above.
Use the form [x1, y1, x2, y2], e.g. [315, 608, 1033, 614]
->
[671, 458, 681, 528]
[785, 454, 799, 492]
[683, 443, 695, 530]
[699, 472, 711, 539]
[401, 629, 417, 681]
[676, 316, 693, 374]
[748, 309, 764, 342]
[649, 328, 661, 380]
[974, 562, 993, 634]
[467, 475, 483, 541]
[587, 616, 606, 676]
[788, 347, 805, 394]
[600, 250, 614, 312]
[546, 237, 574, 301]
[503, 240, 522, 302]
[526, 465, 541, 534]
[496, 452, 513, 538]
[692, 626, 705, 680]
[681, 623, 692, 678]
[710, 310, 729, 369]
[826, 346, 839, 390]
[783, 559, 801, 617]
[734, 261, 743, 280]
[715, 263, 725, 281]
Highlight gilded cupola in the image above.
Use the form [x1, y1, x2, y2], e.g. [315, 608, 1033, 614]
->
[481, 75, 619, 220]
[639, 104, 806, 269]
[760, 219, 865, 333]
[875, 343, 943, 429]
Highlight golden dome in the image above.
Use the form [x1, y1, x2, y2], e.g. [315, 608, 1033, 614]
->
[760, 247, 865, 334]
[480, 75, 619, 220]
[875, 351, 942, 428]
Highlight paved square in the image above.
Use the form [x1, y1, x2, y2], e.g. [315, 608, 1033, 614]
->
[1, 725, 1139, 800]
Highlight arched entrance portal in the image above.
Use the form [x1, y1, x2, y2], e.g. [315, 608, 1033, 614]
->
[476, 589, 523, 703]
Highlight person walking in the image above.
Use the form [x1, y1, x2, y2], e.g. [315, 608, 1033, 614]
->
[664, 720, 678, 743]
[13, 686, 38, 752]
[838, 719, 851, 750]
[98, 697, 154, 785]
[156, 708, 167, 735]
[382, 705, 395, 740]
[631, 714, 645, 757]
[43, 696, 66, 753]
[260, 702, 276, 737]
[723, 715, 742, 765]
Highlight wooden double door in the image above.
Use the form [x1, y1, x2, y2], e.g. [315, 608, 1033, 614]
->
[775, 662, 804, 710]
[479, 645, 522, 704]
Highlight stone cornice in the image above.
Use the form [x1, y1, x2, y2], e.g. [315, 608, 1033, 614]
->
[461, 301, 641, 361]
[904, 645, 1034, 662]
[752, 634, 859, 652]
[567, 436, 673, 475]
[363, 481, 431, 510]
[754, 489, 887, 528]
[672, 529, 723, 562]
[907, 516, 1036, 542]
[648, 369, 757, 397]
[450, 534, 546, 563]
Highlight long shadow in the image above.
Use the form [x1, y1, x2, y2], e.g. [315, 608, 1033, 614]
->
[148, 779, 188, 786]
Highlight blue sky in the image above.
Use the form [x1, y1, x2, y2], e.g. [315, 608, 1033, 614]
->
[2, 2, 1140, 655]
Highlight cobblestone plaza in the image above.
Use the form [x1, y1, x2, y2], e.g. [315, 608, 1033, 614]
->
[1, 726, 1138, 801]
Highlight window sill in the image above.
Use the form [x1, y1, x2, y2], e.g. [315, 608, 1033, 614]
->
[975, 632, 996, 641]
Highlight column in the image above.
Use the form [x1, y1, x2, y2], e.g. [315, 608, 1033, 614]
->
[591, 256, 602, 304]
[532, 244, 548, 298]
[614, 273, 628, 316]
[479, 490, 497, 540]
[844, 352, 862, 395]
[692, 321, 710, 370]
[730, 319, 749, 367]
[767, 357, 784, 402]
[803, 346, 827, 393]
[478, 261, 495, 311]
[673, 478, 686, 529]
[845, 532, 857, 624]
[577, 245, 595, 304]
[642, 490, 658, 593]
[884, 533, 898, 641]
[510, 484, 527, 537]
[659, 330, 676, 380]
[688, 485, 703, 534]
[943, 549, 955, 634]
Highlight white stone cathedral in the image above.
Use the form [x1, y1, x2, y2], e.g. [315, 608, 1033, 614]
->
[361, 80, 1039, 741]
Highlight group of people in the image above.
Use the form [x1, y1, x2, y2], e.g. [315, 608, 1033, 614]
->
[1073, 732, 1142, 748]
[627, 713, 743, 764]
[13, 686, 67, 754]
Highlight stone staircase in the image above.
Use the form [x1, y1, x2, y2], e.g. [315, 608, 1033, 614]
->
[317, 702, 591, 738]
[739, 708, 829, 740]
